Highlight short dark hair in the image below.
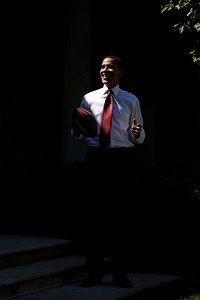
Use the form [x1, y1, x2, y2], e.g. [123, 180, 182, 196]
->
[103, 55, 124, 70]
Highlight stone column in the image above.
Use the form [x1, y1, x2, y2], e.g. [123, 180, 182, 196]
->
[61, 0, 92, 162]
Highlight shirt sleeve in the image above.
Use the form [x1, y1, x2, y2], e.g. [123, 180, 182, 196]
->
[128, 95, 145, 144]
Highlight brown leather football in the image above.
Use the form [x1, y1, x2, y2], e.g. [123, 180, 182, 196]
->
[72, 107, 98, 138]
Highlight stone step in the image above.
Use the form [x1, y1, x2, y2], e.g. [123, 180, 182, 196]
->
[0, 235, 86, 299]
[0, 256, 86, 299]
[0, 235, 72, 269]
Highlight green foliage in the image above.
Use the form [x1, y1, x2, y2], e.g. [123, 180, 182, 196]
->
[161, 0, 200, 65]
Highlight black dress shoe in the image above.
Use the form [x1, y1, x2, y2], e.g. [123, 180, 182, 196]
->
[80, 275, 102, 287]
[113, 275, 133, 288]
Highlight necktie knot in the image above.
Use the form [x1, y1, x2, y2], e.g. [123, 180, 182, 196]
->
[104, 90, 112, 107]
[107, 89, 113, 96]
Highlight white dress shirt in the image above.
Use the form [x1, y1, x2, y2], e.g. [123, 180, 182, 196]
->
[74, 84, 145, 148]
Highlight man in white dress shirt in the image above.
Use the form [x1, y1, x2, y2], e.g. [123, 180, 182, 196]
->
[71, 55, 145, 288]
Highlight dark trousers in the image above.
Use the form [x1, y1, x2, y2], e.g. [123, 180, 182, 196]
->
[81, 146, 139, 278]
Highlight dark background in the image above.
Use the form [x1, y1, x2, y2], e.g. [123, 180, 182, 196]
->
[0, 1, 199, 164]
[0, 1, 199, 241]
[0, 2, 64, 162]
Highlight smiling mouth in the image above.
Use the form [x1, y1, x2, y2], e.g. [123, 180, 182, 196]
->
[102, 74, 110, 79]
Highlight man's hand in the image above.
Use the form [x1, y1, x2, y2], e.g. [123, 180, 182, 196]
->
[71, 120, 86, 137]
[131, 118, 142, 139]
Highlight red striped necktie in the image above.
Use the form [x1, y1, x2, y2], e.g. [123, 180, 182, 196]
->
[99, 89, 114, 147]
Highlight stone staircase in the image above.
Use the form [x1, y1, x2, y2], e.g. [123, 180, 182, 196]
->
[0, 235, 86, 299]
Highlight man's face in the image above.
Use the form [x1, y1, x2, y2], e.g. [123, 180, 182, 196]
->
[100, 57, 123, 88]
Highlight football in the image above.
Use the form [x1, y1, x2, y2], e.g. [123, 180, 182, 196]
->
[72, 107, 98, 138]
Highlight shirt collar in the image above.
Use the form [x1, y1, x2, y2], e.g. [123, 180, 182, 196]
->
[102, 84, 119, 95]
